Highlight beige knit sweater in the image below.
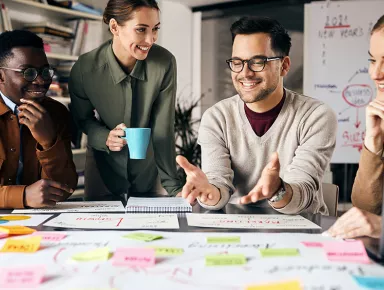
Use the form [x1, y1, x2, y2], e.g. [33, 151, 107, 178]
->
[198, 89, 337, 214]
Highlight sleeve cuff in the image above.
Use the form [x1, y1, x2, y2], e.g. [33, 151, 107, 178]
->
[3, 185, 26, 209]
[361, 145, 383, 164]
[36, 137, 68, 161]
[197, 183, 230, 210]
[269, 183, 302, 214]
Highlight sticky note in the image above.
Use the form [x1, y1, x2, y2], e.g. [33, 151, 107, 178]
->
[205, 254, 246, 266]
[207, 236, 240, 244]
[0, 220, 8, 225]
[245, 280, 301, 290]
[0, 231, 8, 239]
[0, 266, 45, 288]
[32, 232, 66, 242]
[150, 247, 184, 256]
[259, 248, 300, 258]
[112, 248, 155, 267]
[323, 240, 370, 264]
[353, 276, 384, 289]
[122, 233, 163, 242]
[0, 236, 41, 253]
[72, 247, 111, 262]
[0, 225, 35, 235]
[301, 241, 323, 248]
[0, 215, 31, 221]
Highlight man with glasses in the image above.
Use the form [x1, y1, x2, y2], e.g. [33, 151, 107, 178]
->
[177, 17, 337, 214]
[0, 30, 77, 209]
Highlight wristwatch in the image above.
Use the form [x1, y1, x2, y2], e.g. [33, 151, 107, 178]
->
[268, 178, 286, 203]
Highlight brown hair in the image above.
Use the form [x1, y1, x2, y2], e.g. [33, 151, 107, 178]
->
[372, 15, 384, 34]
[103, 0, 160, 26]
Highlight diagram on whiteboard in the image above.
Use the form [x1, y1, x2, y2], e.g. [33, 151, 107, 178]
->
[304, 1, 383, 163]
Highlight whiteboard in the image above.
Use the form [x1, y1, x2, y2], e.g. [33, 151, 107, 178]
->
[304, 0, 384, 163]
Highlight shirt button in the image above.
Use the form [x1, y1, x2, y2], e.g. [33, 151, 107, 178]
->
[8, 178, 12, 182]
[10, 148, 16, 152]
[10, 116, 14, 120]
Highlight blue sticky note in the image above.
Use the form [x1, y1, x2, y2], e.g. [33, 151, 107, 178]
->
[353, 276, 384, 289]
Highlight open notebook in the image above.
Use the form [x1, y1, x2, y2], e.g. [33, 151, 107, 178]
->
[125, 197, 192, 213]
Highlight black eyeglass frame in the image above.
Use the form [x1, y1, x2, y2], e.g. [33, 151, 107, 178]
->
[0, 67, 55, 82]
[226, 56, 284, 73]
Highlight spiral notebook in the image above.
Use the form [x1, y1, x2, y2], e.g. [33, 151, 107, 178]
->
[125, 197, 192, 213]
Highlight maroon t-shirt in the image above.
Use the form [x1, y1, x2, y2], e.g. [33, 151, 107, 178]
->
[244, 91, 286, 137]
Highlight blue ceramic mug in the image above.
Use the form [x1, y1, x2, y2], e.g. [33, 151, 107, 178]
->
[122, 128, 151, 159]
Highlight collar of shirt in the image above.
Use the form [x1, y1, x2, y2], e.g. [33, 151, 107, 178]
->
[106, 41, 147, 85]
[0, 90, 17, 114]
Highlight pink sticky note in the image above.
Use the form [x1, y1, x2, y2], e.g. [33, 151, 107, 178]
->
[301, 242, 323, 248]
[32, 232, 66, 242]
[113, 248, 155, 267]
[0, 266, 45, 288]
[0, 232, 7, 239]
[323, 240, 370, 264]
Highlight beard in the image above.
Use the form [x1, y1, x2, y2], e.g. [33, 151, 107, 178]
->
[236, 78, 278, 104]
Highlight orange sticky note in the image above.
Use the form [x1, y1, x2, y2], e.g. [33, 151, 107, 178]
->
[0, 236, 42, 253]
[323, 240, 370, 264]
[0, 225, 35, 235]
[245, 280, 301, 290]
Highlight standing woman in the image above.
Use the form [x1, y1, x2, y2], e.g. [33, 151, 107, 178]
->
[69, 0, 183, 200]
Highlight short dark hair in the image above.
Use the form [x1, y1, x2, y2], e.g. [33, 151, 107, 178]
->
[0, 30, 44, 66]
[230, 17, 291, 57]
[372, 14, 384, 34]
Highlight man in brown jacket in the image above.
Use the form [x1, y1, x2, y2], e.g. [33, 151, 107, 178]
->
[0, 30, 77, 209]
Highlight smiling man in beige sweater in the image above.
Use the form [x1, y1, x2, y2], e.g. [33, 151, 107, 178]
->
[177, 17, 337, 215]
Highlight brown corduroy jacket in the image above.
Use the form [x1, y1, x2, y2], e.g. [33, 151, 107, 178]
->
[351, 146, 383, 215]
[0, 97, 77, 208]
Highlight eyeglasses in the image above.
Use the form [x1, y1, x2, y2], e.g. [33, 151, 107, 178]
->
[0, 67, 55, 82]
[226, 56, 283, 73]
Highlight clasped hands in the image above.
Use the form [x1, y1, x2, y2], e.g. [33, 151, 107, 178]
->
[176, 152, 282, 206]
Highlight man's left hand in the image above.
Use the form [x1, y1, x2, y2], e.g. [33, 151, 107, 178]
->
[18, 99, 56, 150]
[240, 152, 281, 204]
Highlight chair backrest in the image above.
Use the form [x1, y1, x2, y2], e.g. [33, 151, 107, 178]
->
[322, 183, 339, 217]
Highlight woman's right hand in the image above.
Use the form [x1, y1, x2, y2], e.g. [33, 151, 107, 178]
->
[106, 123, 127, 151]
[364, 99, 384, 154]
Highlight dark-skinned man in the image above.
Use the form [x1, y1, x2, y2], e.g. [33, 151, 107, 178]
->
[0, 30, 77, 208]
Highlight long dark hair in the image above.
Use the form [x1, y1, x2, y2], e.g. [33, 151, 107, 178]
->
[103, 0, 159, 26]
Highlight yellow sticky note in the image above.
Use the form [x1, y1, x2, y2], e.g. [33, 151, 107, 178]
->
[259, 248, 300, 258]
[0, 236, 42, 253]
[205, 254, 246, 266]
[0, 225, 36, 235]
[0, 215, 31, 221]
[72, 247, 111, 262]
[150, 247, 184, 256]
[123, 233, 163, 242]
[207, 236, 240, 244]
[245, 280, 301, 290]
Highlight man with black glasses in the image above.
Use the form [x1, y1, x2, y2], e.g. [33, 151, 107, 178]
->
[0, 30, 77, 209]
[177, 17, 337, 214]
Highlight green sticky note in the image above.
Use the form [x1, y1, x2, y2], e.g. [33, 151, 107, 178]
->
[150, 247, 184, 256]
[259, 248, 300, 258]
[72, 247, 111, 262]
[205, 254, 247, 266]
[123, 233, 163, 242]
[207, 236, 240, 244]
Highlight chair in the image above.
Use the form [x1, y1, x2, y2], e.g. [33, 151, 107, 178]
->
[322, 183, 339, 217]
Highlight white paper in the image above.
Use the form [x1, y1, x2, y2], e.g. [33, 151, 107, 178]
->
[125, 197, 192, 212]
[0, 231, 382, 290]
[12, 201, 125, 213]
[43, 213, 179, 229]
[186, 213, 321, 229]
[0, 214, 53, 226]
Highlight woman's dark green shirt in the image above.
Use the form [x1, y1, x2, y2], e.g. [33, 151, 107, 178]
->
[69, 41, 183, 196]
